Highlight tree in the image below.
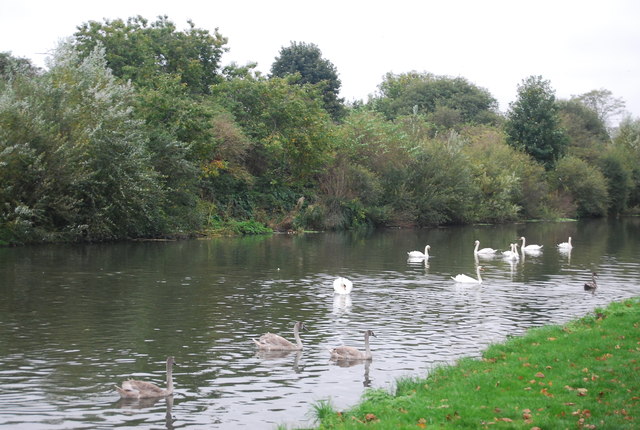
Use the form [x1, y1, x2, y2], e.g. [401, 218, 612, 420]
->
[573, 89, 626, 129]
[0, 52, 41, 80]
[552, 156, 608, 217]
[0, 42, 165, 243]
[613, 116, 640, 208]
[73, 15, 228, 94]
[270, 41, 345, 121]
[505, 76, 568, 168]
[557, 99, 609, 162]
[211, 74, 335, 187]
[371, 71, 499, 126]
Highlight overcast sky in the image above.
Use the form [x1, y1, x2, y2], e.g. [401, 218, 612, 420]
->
[2, 0, 639, 120]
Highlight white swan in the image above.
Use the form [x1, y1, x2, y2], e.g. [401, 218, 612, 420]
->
[520, 236, 543, 252]
[502, 243, 519, 260]
[557, 236, 573, 249]
[474, 240, 497, 255]
[253, 321, 307, 351]
[329, 330, 376, 360]
[333, 277, 353, 294]
[115, 356, 177, 399]
[451, 265, 484, 283]
[407, 245, 430, 259]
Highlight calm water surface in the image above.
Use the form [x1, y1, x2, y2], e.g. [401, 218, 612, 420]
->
[1, 219, 639, 429]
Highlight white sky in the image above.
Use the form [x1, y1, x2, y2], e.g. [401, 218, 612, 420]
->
[1, 0, 639, 119]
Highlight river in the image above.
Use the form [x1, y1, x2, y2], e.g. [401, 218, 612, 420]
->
[1, 218, 639, 429]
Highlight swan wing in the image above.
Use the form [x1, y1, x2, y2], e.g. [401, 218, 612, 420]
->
[124, 380, 167, 397]
[330, 346, 364, 360]
[477, 248, 497, 254]
[333, 277, 353, 294]
[254, 333, 296, 350]
[407, 251, 425, 258]
[452, 274, 477, 283]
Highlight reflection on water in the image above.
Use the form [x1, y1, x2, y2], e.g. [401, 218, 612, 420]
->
[1, 218, 639, 429]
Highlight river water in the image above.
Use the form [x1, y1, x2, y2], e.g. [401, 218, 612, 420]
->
[1, 218, 639, 429]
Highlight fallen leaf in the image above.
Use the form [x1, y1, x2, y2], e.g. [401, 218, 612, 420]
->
[365, 413, 377, 422]
[547, 337, 557, 341]
[535, 372, 545, 378]
[540, 388, 554, 397]
[577, 388, 588, 396]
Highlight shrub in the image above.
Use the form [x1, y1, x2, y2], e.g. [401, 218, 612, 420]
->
[552, 156, 609, 217]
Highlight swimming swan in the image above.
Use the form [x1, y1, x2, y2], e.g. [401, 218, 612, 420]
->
[408, 245, 430, 259]
[584, 272, 598, 291]
[502, 243, 519, 260]
[329, 330, 376, 360]
[557, 236, 573, 249]
[333, 277, 353, 294]
[451, 265, 484, 283]
[253, 321, 307, 351]
[474, 240, 497, 255]
[520, 236, 543, 252]
[115, 356, 177, 399]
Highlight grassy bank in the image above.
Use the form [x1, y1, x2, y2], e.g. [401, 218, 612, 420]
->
[312, 298, 640, 429]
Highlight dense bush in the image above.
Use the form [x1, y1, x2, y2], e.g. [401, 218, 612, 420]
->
[552, 156, 609, 217]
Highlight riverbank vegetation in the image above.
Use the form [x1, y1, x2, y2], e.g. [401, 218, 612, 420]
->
[2, 16, 640, 245]
[312, 298, 640, 429]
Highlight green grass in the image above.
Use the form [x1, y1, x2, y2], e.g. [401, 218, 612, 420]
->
[312, 298, 640, 429]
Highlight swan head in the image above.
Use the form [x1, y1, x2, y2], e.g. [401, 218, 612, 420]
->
[295, 321, 308, 332]
[365, 330, 376, 338]
[474, 240, 480, 245]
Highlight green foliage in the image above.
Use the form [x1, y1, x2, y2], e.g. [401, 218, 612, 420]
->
[505, 76, 568, 168]
[212, 75, 335, 186]
[573, 88, 626, 130]
[0, 42, 165, 243]
[73, 15, 228, 94]
[270, 41, 345, 121]
[558, 99, 609, 162]
[613, 117, 640, 208]
[599, 147, 633, 215]
[404, 139, 477, 226]
[0, 52, 41, 80]
[371, 71, 499, 126]
[552, 156, 609, 217]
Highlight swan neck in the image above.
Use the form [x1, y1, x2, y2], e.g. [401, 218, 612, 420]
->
[166, 360, 174, 393]
[477, 267, 482, 282]
[364, 334, 371, 357]
[294, 324, 303, 348]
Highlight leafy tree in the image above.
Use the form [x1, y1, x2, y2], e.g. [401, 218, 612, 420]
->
[73, 15, 228, 94]
[573, 88, 626, 130]
[270, 41, 345, 121]
[462, 125, 548, 221]
[552, 156, 608, 217]
[212, 74, 335, 188]
[505, 75, 568, 169]
[599, 148, 632, 215]
[405, 139, 477, 225]
[613, 116, 640, 208]
[0, 42, 165, 243]
[0, 52, 41, 80]
[557, 99, 609, 162]
[371, 71, 499, 126]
